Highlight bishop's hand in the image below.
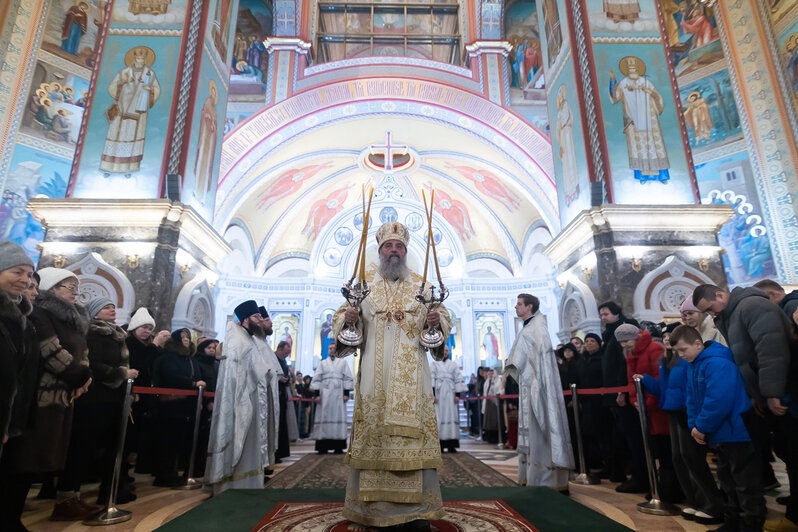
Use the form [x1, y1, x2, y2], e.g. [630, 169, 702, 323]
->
[345, 307, 359, 324]
[426, 309, 440, 328]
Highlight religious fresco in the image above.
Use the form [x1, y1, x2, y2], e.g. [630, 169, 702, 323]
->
[181, 53, 228, 220]
[660, 0, 722, 77]
[72, 35, 180, 198]
[779, 26, 798, 100]
[271, 313, 300, 363]
[41, 0, 104, 67]
[447, 315, 462, 366]
[0, 145, 71, 260]
[538, 0, 563, 68]
[585, 0, 660, 36]
[504, 1, 542, 90]
[695, 152, 777, 286]
[18, 61, 90, 147]
[594, 44, 694, 203]
[678, 69, 742, 152]
[770, 0, 798, 27]
[229, 0, 271, 95]
[111, 0, 187, 28]
[207, 0, 238, 64]
[545, 56, 590, 226]
[316, 310, 335, 367]
[475, 313, 504, 368]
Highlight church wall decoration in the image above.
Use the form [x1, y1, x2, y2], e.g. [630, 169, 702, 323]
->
[111, 0, 188, 28]
[585, 0, 661, 37]
[181, 52, 228, 221]
[71, 35, 181, 198]
[678, 68, 742, 152]
[695, 151, 776, 286]
[778, 25, 798, 103]
[314, 309, 336, 368]
[593, 43, 695, 203]
[539, 0, 564, 69]
[0, 144, 70, 261]
[229, 0, 271, 95]
[271, 313, 300, 363]
[41, 0, 103, 69]
[659, 0, 722, 77]
[206, 0, 238, 65]
[504, 0, 543, 90]
[475, 312, 504, 368]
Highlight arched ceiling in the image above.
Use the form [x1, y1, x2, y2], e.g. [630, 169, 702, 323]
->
[221, 115, 554, 277]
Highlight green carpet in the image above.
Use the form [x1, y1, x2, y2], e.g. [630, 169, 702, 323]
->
[156, 487, 632, 532]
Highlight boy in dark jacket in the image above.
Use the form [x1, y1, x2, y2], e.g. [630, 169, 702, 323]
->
[672, 325, 766, 532]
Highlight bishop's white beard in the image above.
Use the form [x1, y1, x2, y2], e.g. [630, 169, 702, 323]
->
[379, 254, 408, 281]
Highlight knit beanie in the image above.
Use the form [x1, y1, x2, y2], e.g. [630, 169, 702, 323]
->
[680, 295, 699, 313]
[128, 307, 156, 331]
[614, 323, 640, 342]
[86, 297, 114, 319]
[0, 241, 34, 272]
[37, 267, 78, 292]
[584, 332, 602, 346]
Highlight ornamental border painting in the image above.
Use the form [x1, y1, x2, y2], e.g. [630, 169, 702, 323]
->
[110, 0, 188, 29]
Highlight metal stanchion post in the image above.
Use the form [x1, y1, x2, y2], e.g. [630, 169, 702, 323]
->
[496, 393, 504, 448]
[175, 385, 204, 490]
[84, 379, 134, 526]
[634, 377, 679, 515]
[477, 397, 483, 441]
[569, 384, 600, 485]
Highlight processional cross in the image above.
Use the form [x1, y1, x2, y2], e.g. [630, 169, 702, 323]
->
[369, 130, 408, 171]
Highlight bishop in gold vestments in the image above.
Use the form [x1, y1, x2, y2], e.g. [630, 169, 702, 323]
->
[334, 222, 450, 529]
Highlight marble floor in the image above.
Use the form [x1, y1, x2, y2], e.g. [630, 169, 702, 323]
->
[20, 434, 789, 531]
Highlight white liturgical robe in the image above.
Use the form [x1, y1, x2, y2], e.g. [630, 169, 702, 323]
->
[310, 356, 354, 441]
[505, 312, 574, 489]
[431, 359, 467, 442]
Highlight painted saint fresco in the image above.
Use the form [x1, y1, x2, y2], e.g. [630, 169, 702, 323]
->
[100, 46, 161, 177]
[554, 85, 579, 205]
[1, 146, 71, 260]
[272, 313, 300, 362]
[678, 69, 742, 151]
[476, 313, 504, 368]
[72, 35, 179, 199]
[781, 32, 798, 98]
[19, 62, 90, 146]
[608, 56, 670, 183]
[696, 152, 776, 285]
[111, 0, 187, 28]
[659, 0, 723, 76]
[41, 0, 103, 67]
[586, 0, 659, 35]
[230, 0, 272, 95]
[210, 0, 236, 62]
[193, 80, 220, 203]
[504, 1, 543, 89]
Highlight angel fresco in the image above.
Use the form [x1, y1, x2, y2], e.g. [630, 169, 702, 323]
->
[302, 185, 350, 240]
[427, 185, 474, 240]
[256, 162, 334, 211]
[683, 90, 713, 144]
[445, 163, 520, 211]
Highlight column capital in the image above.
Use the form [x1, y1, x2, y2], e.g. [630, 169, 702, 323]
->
[464, 40, 513, 60]
[264, 37, 312, 57]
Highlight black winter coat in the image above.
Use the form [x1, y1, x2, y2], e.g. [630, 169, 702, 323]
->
[195, 353, 218, 392]
[601, 315, 639, 406]
[714, 287, 797, 401]
[152, 338, 200, 418]
[780, 290, 798, 320]
[126, 334, 162, 388]
[0, 292, 38, 447]
[84, 319, 130, 405]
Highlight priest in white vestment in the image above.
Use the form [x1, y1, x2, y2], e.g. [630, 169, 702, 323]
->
[205, 300, 268, 495]
[310, 343, 354, 453]
[252, 305, 282, 470]
[334, 222, 450, 530]
[505, 293, 574, 491]
[431, 346, 467, 452]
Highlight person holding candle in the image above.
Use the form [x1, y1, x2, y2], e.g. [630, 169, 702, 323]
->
[334, 220, 451, 531]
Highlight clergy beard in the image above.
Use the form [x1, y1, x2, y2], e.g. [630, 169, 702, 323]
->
[378, 254, 408, 281]
[245, 321, 262, 338]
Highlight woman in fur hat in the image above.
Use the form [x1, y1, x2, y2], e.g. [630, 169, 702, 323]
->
[23, 267, 94, 521]
[81, 298, 139, 505]
[0, 241, 39, 531]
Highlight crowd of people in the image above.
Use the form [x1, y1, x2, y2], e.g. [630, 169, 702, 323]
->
[0, 241, 332, 530]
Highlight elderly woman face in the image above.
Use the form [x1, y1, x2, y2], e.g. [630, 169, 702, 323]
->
[0, 264, 34, 299]
[584, 337, 600, 354]
[51, 277, 79, 304]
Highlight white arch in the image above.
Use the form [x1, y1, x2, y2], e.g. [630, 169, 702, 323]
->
[556, 274, 600, 340]
[68, 252, 136, 324]
[633, 255, 714, 323]
[172, 277, 217, 337]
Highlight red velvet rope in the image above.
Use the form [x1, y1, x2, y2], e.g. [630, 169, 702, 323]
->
[132, 384, 634, 400]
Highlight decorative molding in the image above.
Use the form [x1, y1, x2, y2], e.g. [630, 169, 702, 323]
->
[68, 252, 136, 324]
[172, 277, 216, 336]
[107, 28, 182, 36]
[37, 49, 92, 79]
[632, 255, 714, 322]
[16, 133, 74, 159]
[558, 277, 600, 338]
[464, 41, 513, 59]
[676, 59, 728, 86]
[590, 36, 661, 44]
[691, 138, 748, 165]
[544, 204, 735, 265]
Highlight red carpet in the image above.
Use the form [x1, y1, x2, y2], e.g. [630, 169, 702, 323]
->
[251, 499, 538, 531]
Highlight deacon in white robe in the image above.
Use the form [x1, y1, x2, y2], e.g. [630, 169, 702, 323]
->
[505, 293, 574, 490]
[252, 306, 282, 470]
[310, 343, 354, 453]
[205, 301, 268, 495]
[334, 222, 450, 529]
[431, 346, 467, 452]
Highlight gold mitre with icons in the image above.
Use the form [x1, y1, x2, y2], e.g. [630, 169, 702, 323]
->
[375, 221, 409, 247]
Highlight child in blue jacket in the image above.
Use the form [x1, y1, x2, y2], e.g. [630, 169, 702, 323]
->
[637, 329, 724, 524]
[671, 325, 766, 532]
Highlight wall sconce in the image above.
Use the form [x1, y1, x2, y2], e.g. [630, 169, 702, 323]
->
[53, 255, 66, 268]
[631, 258, 642, 272]
[582, 266, 593, 280]
[128, 254, 140, 269]
[698, 258, 710, 272]
[179, 263, 191, 277]
[559, 281, 567, 290]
